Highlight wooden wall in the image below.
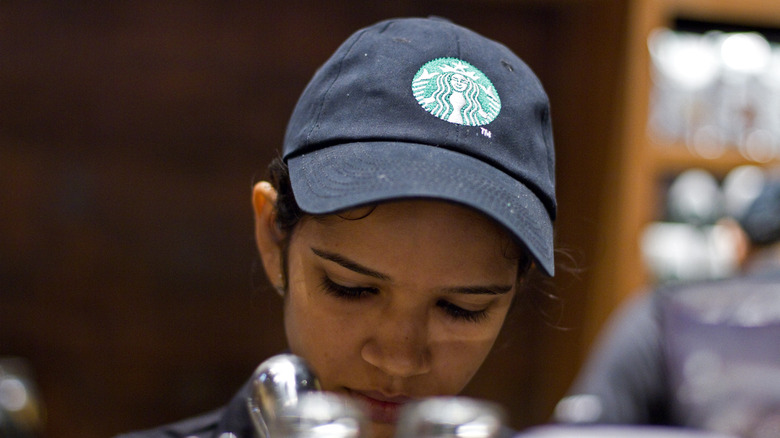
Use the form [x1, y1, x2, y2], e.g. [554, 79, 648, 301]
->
[0, 1, 629, 437]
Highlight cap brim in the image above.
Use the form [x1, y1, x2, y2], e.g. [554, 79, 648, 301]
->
[287, 142, 554, 276]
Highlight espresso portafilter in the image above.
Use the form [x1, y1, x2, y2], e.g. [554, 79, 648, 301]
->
[247, 354, 367, 438]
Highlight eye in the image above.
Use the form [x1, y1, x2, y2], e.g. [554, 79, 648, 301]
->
[436, 300, 489, 323]
[320, 276, 378, 300]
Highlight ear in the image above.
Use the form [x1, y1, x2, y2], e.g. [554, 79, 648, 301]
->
[253, 181, 285, 289]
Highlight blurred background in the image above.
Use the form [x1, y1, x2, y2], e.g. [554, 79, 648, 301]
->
[2, 1, 780, 437]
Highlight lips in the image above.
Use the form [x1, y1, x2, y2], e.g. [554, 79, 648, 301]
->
[347, 389, 413, 424]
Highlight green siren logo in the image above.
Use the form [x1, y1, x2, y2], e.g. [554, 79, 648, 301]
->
[412, 58, 501, 126]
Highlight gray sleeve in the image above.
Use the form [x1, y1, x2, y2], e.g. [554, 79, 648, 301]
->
[554, 292, 671, 425]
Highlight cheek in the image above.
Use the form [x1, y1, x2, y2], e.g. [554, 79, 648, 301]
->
[282, 247, 368, 390]
[428, 297, 513, 394]
[430, 325, 504, 393]
[283, 284, 365, 388]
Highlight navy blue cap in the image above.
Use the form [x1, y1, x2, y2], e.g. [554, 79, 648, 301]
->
[282, 17, 556, 275]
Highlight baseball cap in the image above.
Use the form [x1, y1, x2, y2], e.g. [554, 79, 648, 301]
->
[282, 17, 557, 275]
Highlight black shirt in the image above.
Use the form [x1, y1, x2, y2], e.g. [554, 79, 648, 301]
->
[115, 380, 255, 438]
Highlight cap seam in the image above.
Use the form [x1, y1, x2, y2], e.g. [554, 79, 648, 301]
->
[304, 27, 372, 146]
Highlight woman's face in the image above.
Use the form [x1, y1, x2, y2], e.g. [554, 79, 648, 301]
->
[281, 200, 519, 438]
[450, 73, 469, 92]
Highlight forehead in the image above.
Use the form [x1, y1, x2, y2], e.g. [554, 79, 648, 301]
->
[293, 200, 522, 272]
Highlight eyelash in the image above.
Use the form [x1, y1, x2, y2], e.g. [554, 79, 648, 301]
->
[320, 276, 489, 323]
[437, 300, 490, 323]
[320, 276, 378, 300]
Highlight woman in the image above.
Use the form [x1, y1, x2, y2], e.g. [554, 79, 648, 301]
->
[118, 16, 556, 438]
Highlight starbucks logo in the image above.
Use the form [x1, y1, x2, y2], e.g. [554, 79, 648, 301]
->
[412, 58, 501, 126]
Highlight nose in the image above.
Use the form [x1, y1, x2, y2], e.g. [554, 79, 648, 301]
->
[361, 305, 432, 379]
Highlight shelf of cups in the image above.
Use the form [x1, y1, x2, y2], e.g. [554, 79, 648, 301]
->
[649, 139, 780, 176]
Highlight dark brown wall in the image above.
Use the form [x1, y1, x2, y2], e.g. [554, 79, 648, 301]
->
[0, 1, 628, 437]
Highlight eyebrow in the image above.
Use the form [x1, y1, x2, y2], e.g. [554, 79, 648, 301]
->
[441, 285, 514, 296]
[311, 247, 391, 280]
[310, 247, 514, 295]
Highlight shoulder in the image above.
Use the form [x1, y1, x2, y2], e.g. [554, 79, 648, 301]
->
[655, 269, 780, 315]
[656, 268, 780, 296]
[114, 408, 224, 438]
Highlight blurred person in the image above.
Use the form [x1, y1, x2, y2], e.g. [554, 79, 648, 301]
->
[554, 173, 780, 437]
[116, 16, 558, 438]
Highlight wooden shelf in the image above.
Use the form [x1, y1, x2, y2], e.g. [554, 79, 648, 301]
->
[663, 0, 780, 27]
[650, 141, 780, 175]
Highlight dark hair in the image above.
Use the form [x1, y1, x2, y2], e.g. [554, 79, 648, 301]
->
[268, 157, 301, 291]
[267, 156, 539, 293]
